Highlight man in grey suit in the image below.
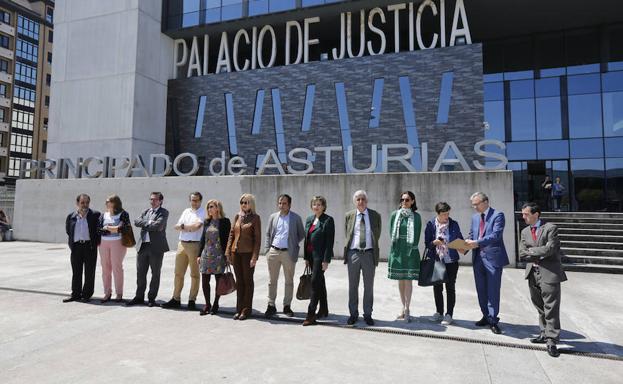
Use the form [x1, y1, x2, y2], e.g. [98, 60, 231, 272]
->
[344, 190, 382, 326]
[519, 202, 568, 358]
[264, 194, 305, 318]
[127, 192, 170, 307]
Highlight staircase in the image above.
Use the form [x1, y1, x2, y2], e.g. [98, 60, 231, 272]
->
[516, 211, 623, 274]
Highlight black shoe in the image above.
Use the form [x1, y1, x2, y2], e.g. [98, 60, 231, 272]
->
[210, 303, 219, 315]
[347, 315, 357, 325]
[283, 305, 294, 317]
[475, 317, 489, 327]
[233, 313, 240, 320]
[265, 304, 277, 318]
[62, 296, 79, 303]
[161, 298, 181, 309]
[531, 335, 547, 344]
[80, 297, 91, 303]
[147, 300, 156, 307]
[490, 324, 502, 334]
[126, 297, 145, 306]
[187, 300, 196, 311]
[100, 295, 112, 304]
[364, 316, 375, 326]
[199, 304, 211, 316]
[547, 344, 560, 358]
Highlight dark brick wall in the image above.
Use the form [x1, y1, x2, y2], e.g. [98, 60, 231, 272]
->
[166, 43, 483, 175]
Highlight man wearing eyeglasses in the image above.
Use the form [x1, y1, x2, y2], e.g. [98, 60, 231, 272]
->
[465, 192, 508, 335]
[127, 192, 170, 307]
[344, 190, 382, 326]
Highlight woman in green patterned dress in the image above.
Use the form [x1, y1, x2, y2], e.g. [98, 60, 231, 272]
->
[388, 191, 421, 322]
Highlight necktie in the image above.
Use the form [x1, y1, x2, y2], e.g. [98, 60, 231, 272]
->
[531, 227, 537, 242]
[359, 213, 366, 249]
[478, 213, 485, 239]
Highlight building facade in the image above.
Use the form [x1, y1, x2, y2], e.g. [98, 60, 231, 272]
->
[0, 0, 53, 186]
[42, 1, 622, 212]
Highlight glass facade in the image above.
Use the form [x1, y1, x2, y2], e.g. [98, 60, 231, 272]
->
[484, 25, 623, 211]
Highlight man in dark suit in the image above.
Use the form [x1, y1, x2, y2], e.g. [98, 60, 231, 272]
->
[519, 202, 568, 358]
[63, 193, 101, 303]
[127, 192, 170, 307]
[465, 192, 508, 335]
[344, 190, 382, 326]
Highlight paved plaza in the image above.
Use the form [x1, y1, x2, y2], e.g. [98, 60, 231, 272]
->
[1, 241, 622, 383]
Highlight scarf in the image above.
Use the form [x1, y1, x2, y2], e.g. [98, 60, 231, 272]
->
[435, 218, 449, 259]
[391, 208, 415, 245]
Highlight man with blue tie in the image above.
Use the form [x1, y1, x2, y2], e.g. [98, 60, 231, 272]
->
[465, 192, 508, 335]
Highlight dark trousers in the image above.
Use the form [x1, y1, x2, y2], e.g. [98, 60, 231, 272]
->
[528, 268, 562, 342]
[232, 252, 254, 315]
[307, 258, 328, 317]
[201, 273, 222, 306]
[136, 243, 164, 301]
[70, 242, 97, 299]
[553, 196, 562, 210]
[433, 261, 459, 316]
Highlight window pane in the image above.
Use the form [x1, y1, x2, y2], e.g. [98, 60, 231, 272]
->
[484, 82, 503, 101]
[537, 140, 568, 159]
[606, 158, 623, 211]
[603, 91, 623, 137]
[510, 79, 533, 99]
[535, 77, 560, 97]
[249, 0, 269, 16]
[484, 101, 505, 141]
[570, 138, 604, 158]
[269, 0, 296, 12]
[602, 72, 623, 92]
[567, 74, 600, 95]
[510, 99, 536, 140]
[605, 137, 623, 157]
[506, 141, 536, 161]
[571, 158, 604, 211]
[536, 97, 562, 139]
[568, 94, 603, 138]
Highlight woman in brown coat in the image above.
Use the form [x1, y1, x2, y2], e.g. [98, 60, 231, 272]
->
[225, 193, 261, 320]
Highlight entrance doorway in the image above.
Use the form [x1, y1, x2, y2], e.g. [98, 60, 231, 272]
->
[508, 160, 570, 211]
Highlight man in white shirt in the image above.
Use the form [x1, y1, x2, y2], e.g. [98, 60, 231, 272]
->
[264, 194, 305, 317]
[162, 192, 206, 310]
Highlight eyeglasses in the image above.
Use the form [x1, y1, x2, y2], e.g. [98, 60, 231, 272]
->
[240, 201, 249, 205]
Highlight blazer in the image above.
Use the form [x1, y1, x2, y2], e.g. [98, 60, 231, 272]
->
[468, 208, 509, 268]
[198, 217, 231, 257]
[424, 217, 464, 263]
[519, 221, 568, 284]
[226, 213, 261, 261]
[65, 209, 101, 251]
[344, 208, 382, 266]
[264, 210, 305, 262]
[134, 207, 170, 254]
[304, 213, 335, 263]
[97, 210, 131, 237]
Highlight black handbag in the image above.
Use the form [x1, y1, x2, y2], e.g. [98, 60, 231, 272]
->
[296, 266, 313, 300]
[418, 248, 448, 287]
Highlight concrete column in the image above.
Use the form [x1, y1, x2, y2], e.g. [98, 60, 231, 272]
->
[47, 0, 174, 160]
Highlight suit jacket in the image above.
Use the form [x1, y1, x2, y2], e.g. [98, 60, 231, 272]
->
[519, 221, 568, 283]
[304, 213, 335, 263]
[65, 209, 101, 251]
[344, 208, 382, 266]
[468, 208, 509, 268]
[134, 207, 170, 254]
[264, 210, 305, 262]
[424, 217, 464, 263]
[198, 217, 231, 257]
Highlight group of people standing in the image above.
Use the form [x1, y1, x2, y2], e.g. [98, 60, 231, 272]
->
[63, 188, 566, 358]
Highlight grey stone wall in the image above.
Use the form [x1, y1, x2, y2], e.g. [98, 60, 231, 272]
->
[166, 44, 483, 175]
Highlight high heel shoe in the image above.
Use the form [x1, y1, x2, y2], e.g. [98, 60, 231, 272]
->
[114, 295, 123, 303]
[396, 308, 405, 320]
[210, 303, 219, 315]
[100, 295, 112, 304]
[199, 304, 211, 316]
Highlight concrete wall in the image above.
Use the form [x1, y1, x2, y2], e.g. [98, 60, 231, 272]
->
[14, 171, 515, 264]
[48, 0, 173, 160]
